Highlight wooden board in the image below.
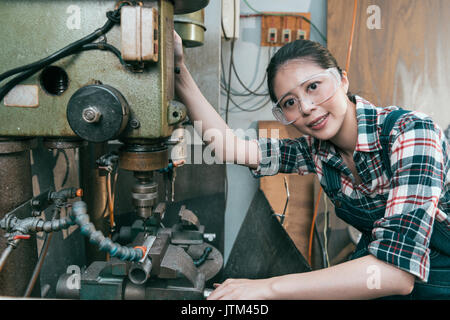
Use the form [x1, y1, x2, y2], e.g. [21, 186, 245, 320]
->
[258, 121, 315, 260]
[327, 0, 450, 130]
[258, 122, 355, 269]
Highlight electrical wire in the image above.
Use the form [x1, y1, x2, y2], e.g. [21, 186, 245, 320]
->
[225, 94, 270, 114]
[224, 39, 235, 124]
[0, 239, 20, 273]
[219, 46, 270, 99]
[223, 0, 238, 124]
[0, 5, 127, 102]
[308, 186, 322, 266]
[107, 172, 115, 230]
[0, 42, 125, 103]
[58, 149, 70, 188]
[23, 205, 62, 297]
[221, 0, 274, 120]
[221, 2, 330, 115]
[229, 49, 268, 97]
[220, 42, 273, 114]
[345, 0, 359, 72]
[106, 169, 119, 233]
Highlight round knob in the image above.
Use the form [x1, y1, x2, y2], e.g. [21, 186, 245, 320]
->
[67, 84, 129, 143]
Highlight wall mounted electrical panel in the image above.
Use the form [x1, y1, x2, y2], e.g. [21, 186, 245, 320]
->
[261, 12, 311, 47]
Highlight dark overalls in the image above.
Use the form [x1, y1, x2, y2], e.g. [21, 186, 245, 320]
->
[322, 109, 450, 299]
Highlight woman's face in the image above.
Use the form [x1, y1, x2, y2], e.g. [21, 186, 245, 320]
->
[273, 59, 350, 141]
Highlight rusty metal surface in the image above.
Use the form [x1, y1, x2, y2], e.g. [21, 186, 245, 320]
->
[42, 138, 85, 150]
[119, 148, 169, 172]
[0, 138, 37, 154]
[0, 140, 40, 297]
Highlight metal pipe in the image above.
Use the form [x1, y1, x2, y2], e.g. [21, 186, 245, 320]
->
[128, 235, 156, 285]
[23, 206, 63, 297]
[23, 233, 53, 297]
[0, 240, 19, 273]
[128, 257, 152, 285]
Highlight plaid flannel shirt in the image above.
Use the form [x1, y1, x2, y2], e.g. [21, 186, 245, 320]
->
[251, 96, 450, 282]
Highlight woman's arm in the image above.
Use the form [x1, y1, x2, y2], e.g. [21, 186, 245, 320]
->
[207, 254, 415, 300]
[173, 31, 260, 168]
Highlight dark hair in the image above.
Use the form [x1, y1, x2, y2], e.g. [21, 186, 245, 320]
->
[266, 39, 351, 103]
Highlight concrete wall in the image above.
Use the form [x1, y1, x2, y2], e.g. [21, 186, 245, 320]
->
[221, 0, 327, 262]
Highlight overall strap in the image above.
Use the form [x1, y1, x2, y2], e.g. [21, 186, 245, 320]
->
[322, 162, 342, 194]
[379, 109, 411, 179]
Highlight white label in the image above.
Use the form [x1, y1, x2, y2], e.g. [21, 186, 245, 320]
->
[4, 85, 39, 107]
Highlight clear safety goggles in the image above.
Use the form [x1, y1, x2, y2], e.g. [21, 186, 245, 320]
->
[272, 68, 342, 125]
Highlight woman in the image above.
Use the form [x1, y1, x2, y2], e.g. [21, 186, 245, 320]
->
[174, 31, 450, 299]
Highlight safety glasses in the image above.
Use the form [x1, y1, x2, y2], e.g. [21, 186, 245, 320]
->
[272, 68, 341, 125]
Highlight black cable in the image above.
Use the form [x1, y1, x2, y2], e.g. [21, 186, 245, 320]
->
[220, 48, 273, 114]
[227, 94, 270, 113]
[224, 39, 235, 124]
[78, 42, 126, 66]
[0, 7, 126, 102]
[220, 79, 270, 113]
[0, 67, 43, 102]
[230, 47, 268, 96]
[220, 42, 269, 97]
[0, 43, 125, 103]
[58, 150, 70, 188]
[193, 247, 212, 267]
[223, 0, 238, 124]
[221, 14, 230, 42]
[220, 45, 274, 105]
[0, 18, 115, 83]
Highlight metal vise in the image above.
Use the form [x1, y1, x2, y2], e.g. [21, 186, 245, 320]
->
[56, 206, 222, 300]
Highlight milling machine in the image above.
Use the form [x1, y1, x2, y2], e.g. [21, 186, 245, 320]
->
[0, 0, 223, 300]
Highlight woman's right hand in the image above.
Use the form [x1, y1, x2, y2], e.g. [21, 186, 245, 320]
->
[173, 30, 184, 66]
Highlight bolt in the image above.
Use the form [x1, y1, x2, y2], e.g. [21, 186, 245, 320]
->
[130, 118, 140, 129]
[82, 107, 102, 123]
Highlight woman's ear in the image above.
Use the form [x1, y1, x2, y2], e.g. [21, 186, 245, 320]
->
[340, 70, 350, 93]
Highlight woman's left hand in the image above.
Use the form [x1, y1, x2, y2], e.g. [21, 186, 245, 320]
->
[207, 278, 273, 300]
